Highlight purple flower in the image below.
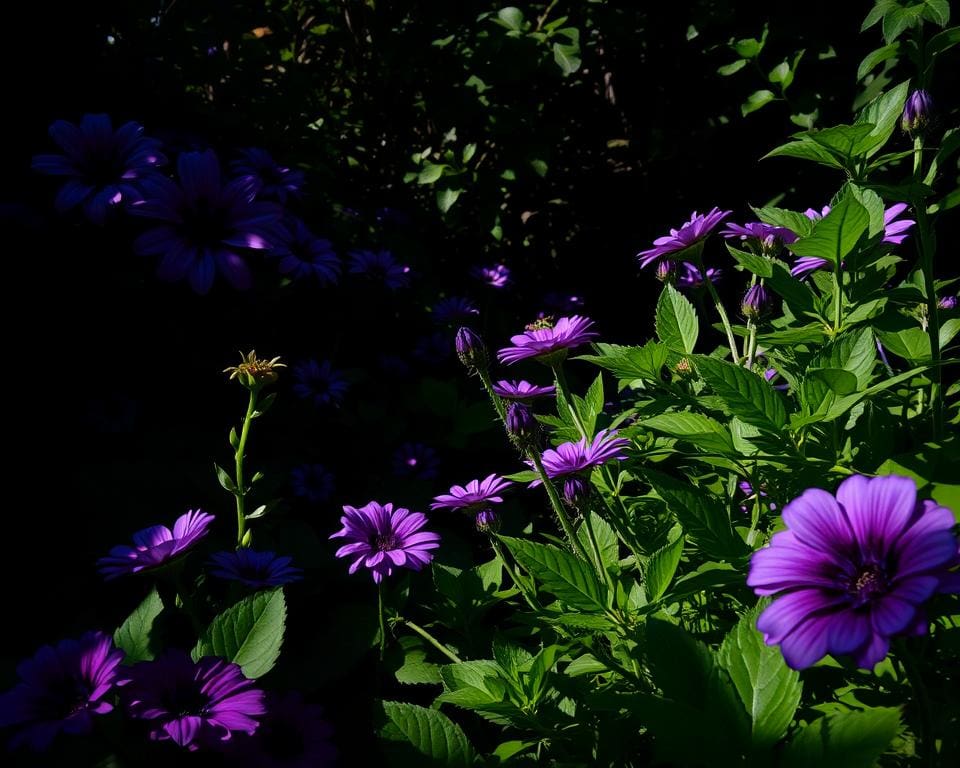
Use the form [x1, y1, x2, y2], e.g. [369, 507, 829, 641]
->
[131, 150, 282, 294]
[939, 294, 957, 311]
[498, 315, 599, 365]
[636, 207, 731, 268]
[231, 147, 305, 203]
[506, 402, 538, 446]
[209, 550, 302, 588]
[432, 297, 480, 325]
[229, 692, 336, 768]
[348, 249, 411, 289]
[291, 464, 335, 504]
[431, 474, 512, 512]
[32, 114, 167, 225]
[530, 429, 630, 483]
[455, 327, 488, 370]
[0, 632, 124, 751]
[98, 509, 215, 580]
[475, 509, 498, 531]
[271, 218, 340, 284]
[677, 262, 722, 289]
[741, 283, 771, 319]
[655, 260, 676, 282]
[901, 89, 933, 135]
[121, 651, 265, 749]
[748, 474, 960, 670]
[492, 379, 556, 400]
[472, 263, 510, 288]
[291, 360, 349, 407]
[721, 221, 797, 254]
[330, 501, 441, 583]
[393, 443, 440, 480]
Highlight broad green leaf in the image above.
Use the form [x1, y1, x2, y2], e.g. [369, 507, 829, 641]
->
[499, 536, 607, 611]
[854, 81, 910, 157]
[576, 341, 668, 381]
[807, 368, 858, 395]
[815, 327, 877, 387]
[381, 701, 476, 768]
[940, 317, 960, 349]
[576, 511, 619, 572]
[753, 206, 813, 237]
[727, 245, 773, 277]
[436, 187, 463, 213]
[806, 123, 876, 159]
[765, 263, 818, 315]
[732, 28, 767, 59]
[877, 325, 930, 363]
[553, 42, 581, 75]
[718, 59, 747, 75]
[822, 364, 928, 422]
[437, 661, 508, 709]
[396, 660, 443, 685]
[883, 4, 925, 42]
[862, 0, 899, 31]
[742, 89, 776, 116]
[695, 356, 788, 433]
[856, 42, 900, 80]
[493, 639, 533, 683]
[718, 605, 802, 750]
[656, 284, 698, 354]
[763, 138, 843, 168]
[788, 193, 870, 265]
[782, 707, 902, 768]
[923, 0, 951, 26]
[640, 411, 735, 454]
[495, 7, 524, 32]
[645, 534, 685, 601]
[193, 589, 286, 678]
[114, 588, 164, 663]
[418, 164, 446, 184]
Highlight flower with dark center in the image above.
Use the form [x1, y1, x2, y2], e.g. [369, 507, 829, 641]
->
[392, 443, 440, 480]
[330, 501, 441, 583]
[98, 509, 215, 580]
[231, 147, 305, 203]
[291, 360, 349, 407]
[498, 315, 598, 365]
[121, 651, 265, 750]
[290, 464, 335, 504]
[901, 89, 933, 136]
[636, 207, 731, 268]
[348, 249, 411, 289]
[208, 550, 302, 588]
[229, 692, 336, 768]
[472, 263, 510, 288]
[270, 217, 340, 284]
[677, 262, 721, 289]
[32, 113, 167, 224]
[748, 474, 959, 669]
[432, 297, 480, 325]
[0, 632, 124, 751]
[492, 380, 556, 400]
[431, 474, 512, 513]
[131, 150, 282, 294]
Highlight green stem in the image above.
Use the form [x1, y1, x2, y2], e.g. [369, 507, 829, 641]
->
[704, 278, 740, 364]
[832, 263, 843, 336]
[477, 367, 507, 426]
[234, 389, 258, 546]
[552, 362, 588, 440]
[378, 583, 387, 660]
[403, 619, 462, 664]
[489, 535, 540, 611]
[581, 504, 616, 598]
[528, 450, 589, 559]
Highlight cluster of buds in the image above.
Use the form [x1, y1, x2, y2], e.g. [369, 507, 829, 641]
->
[223, 350, 286, 390]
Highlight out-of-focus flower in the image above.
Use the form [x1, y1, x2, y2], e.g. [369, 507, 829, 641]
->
[229, 692, 336, 768]
[414, 331, 454, 365]
[433, 297, 480, 325]
[392, 443, 440, 480]
[231, 147, 305, 203]
[636, 207, 730, 268]
[97, 510, 215, 580]
[492, 380, 556, 400]
[498, 315, 598, 365]
[291, 360, 349, 407]
[290, 464, 335, 504]
[208, 550, 302, 588]
[677, 262, 721, 289]
[472, 263, 510, 288]
[348, 249, 411, 289]
[721, 221, 797, 255]
[938, 294, 957, 310]
[542, 292, 586, 314]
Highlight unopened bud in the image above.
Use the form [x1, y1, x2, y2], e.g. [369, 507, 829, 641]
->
[475, 508, 498, 532]
[455, 327, 488, 371]
[563, 476, 589, 506]
[655, 260, 676, 283]
[741, 284, 770, 320]
[506, 402, 538, 448]
[901, 89, 933, 136]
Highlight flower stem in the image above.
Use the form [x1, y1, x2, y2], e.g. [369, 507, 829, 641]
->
[832, 264, 843, 336]
[528, 450, 589, 560]
[489, 535, 540, 611]
[402, 619, 462, 664]
[377, 582, 387, 660]
[704, 278, 740, 364]
[581, 504, 615, 598]
[477, 367, 507, 426]
[234, 389, 258, 547]
[552, 362, 589, 440]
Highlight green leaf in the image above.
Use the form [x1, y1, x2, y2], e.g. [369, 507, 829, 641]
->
[193, 589, 286, 678]
[877, 325, 930, 363]
[732, 28, 767, 58]
[575, 341, 668, 381]
[553, 42, 582, 75]
[656, 284, 699, 354]
[640, 411, 735, 454]
[940, 317, 960, 349]
[788, 192, 870, 266]
[807, 368, 859, 395]
[229, 426, 240, 450]
[862, 0, 899, 31]
[418, 164, 446, 184]
[499, 536, 607, 611]
[806, 124, 877, 159]
[381, 701, 476, 768]
[857, 43, 900, 81]
[215, 463, 237, 493]
[923, 0, 951, 26]
[114, 588, 164, 663]
[753, 206, 814, 237]
[883, 4, 925, 42]
[762, 139, 843, 168]
[727, 245, 772, 277]
[782, 707, 902, 768]
[718, 59, 747, 75]
[576, 511, 619, 572]
[742, 89, 776, 116]
[718, 605, 802, 750]
[694, 356, 788, 433]
[436, 661, 508, 710]
[815, 327, 877, 388]
[495, 7, 525, 31]
[396, 661, 443, 685]
[854, 81, 910, 157]
[645, 535, 685, 601]
[436, 187, 463, 213]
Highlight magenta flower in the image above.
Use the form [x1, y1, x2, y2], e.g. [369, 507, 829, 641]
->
[208, 550, 302, 588]
[748, 474, 959, 670]
[0, 632, 124, 751]
[636, 207, 731, 268]
[431, 474, 512, 512]
[330, 501, 441, 583]
[530, 429, 630, 486]
[98, 509, 215, 579]
[121, 652, 265, 750]
[721, 221, 797, 254]
[497, 315, 599, 365]
[492, 379, 556, 400]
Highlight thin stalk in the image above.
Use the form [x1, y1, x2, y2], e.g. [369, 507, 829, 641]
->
[528, 450, 589, 559]
[234, 389, 258, 546]
[704, 278, 740, 364]
[832, 263, 843, 336]
[489, 535, 541, 611]
[477, 367, 507, 426]
[552, 362, 588, 440]
[581, 504, 616, 598]
[377, 583, 387, 660]
[403, 619, 462, 664]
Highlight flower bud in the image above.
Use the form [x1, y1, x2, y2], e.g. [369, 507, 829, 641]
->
[901, 89, 933, 136]
[475, 508, 498, 532]
[741, 284, 770, 320]
[938, 294, 957, 311]
[563, 476, 589, 506]
[455, 327, 488, 371]
[655, 260, 676, 283]
[506, 402, 538, 448]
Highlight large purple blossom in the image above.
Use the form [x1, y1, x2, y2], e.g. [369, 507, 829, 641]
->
[472, 263, 510, 288]
[497, 315, 599, 365]
[748, 474, 959, 670]
[393, 442, 440, 480]
[636, 207, 731, 268]
[231, 147, 305, 203]
[431, 474, 512, 512]
[348, 249, 411, 289]
[209, 550, 302, 588]
[0, 632, 124, 751]
[98, 509, 215, 580]
[229, 692, 336, 768]
[432, 297, 480, 325]
[121, 651, 265, 750]
[131, 150, 282, 294]
[271, 217, 340, 284]
[330, 501, 441, 583]
[32, 113, 167, 224]
[529, 430, 630, 503]
[492, 379, 556, 400]
[291, 360, 349, 407]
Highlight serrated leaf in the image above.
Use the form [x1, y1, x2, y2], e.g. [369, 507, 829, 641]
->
[656, 284, 698, 354]
[575, 341, 668, 381]
[923, 0, 951, 26]
[695, 356, 788, 433]
[808, 368, 859, 395]
[193, 589, 286, 678]
[640, 411, 735, 454]
[788, 192, 869, 265]
[499, 536, 607, 611]
[396, 661, 443, 685]
[782, 707, 902, 768]
[862, 0, 899, 32]
[645, 535, 685, 601]
[576, 511, 619, 572]
[762, 139, 844, 168]
[718, 605, 802, 750]
[381, 701, 476, 767]
[727, 245, 773, 277]
[114, 588, 164, 663]
[854, 81, 910, 157]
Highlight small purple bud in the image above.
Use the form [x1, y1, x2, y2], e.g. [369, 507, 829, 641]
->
[455, 327, 488, 371]
[938, 294, 957, 311]
[741, 283, 770, 320]
[563, 476, 589, 506]
[506, 402, 538, 448]
[655, 260, 676, 283]
[475, 508, 498, 531]
[901, 89, 933, 136]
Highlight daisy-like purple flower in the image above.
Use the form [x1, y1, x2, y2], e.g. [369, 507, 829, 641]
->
[748, 474, 960, 670]
[330, 501, 441, 583]
[209, 550, 302, 588]
[432, 297, 480, 325]
[271, 218, 340, 284]
[97, 509, 215, 580]
[492, 379, 556, 400]
[32, 113, 167, 224]
[498, 315, 599, 365]
[231, 147, 305, 203]
[291, 463, 335, 504]
[677, 262, 722, 289]
[131, 150, 282, 294]
[0, 632, 124, 751]
[348, 249, 411, 289]
[121, 651, 265, 750]
[229, 692, 336, 768]
[636, 207, 731, 268]
[529, 430, 630, 502]
[472, 263, 510, 288]
[393, 443, 440, 480]
[431, 474, 512, 513]
[721, 221, 797, 254]
[291, 359, 349, 407]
